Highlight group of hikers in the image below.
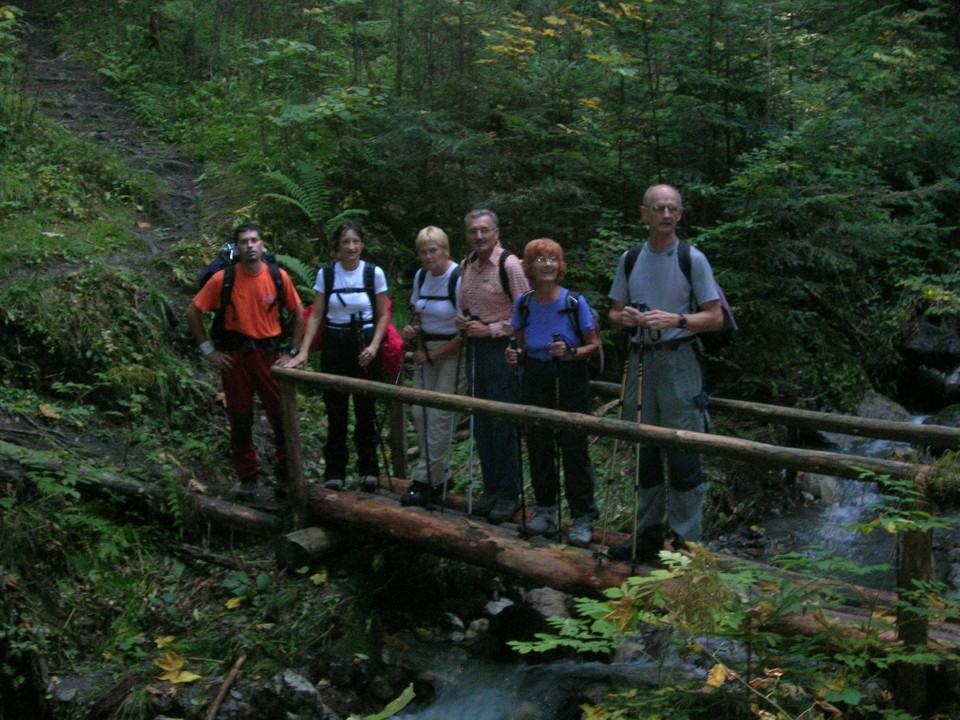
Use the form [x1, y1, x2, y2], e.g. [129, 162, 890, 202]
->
[186, 183, 724, 564]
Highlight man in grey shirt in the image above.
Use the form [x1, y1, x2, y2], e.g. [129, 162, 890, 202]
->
[606, 184, 723, 563]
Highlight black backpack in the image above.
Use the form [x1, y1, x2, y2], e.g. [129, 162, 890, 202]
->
[517, 289, 604, 378]
[622, 239, 737, 353]
[463, 249, 516, 298]
[414, 265, 461, 307]
[197, 242, 287, 350]
[322, 262, 378, 318]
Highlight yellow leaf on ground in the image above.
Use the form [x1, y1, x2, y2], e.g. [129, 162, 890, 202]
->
[154, 650, 185, 672]
[154, 635, 176, 649]
[158, 669, 202, 684]
[225, 596, 244, 609]
[310, 572, 328, 586]
[38, 404, 61, 420]
[135, 221, 151, 228]
[706, 663, 729, 688]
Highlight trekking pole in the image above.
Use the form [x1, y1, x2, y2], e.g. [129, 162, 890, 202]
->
[510, 336, 529, 537]
[597, 344, 630, 562]
[444, 329, 466, 510]
[552, 333, 565, 531]
[354, 313, 389, 491]
[628, 342, 644, 564]
[627, 310, 653, 565]
[463, 309, 477, 517]
[416, 316, 436, 509]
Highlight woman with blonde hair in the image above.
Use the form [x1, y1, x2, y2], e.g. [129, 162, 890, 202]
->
[399, 226, 464, 507]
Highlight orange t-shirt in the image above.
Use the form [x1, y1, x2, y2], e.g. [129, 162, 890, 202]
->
[193, 264, 302, 340]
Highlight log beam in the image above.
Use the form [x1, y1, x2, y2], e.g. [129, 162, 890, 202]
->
[273, 369, 925, 480]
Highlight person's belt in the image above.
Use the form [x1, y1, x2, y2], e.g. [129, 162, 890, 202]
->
[326, 322, 374, 331]
[641, 335, 697, 352]
[422, 332, 456, 341]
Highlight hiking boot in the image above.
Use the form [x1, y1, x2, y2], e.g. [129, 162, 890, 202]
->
[567, 517, 594, 548]
[607, 539, 660, 564]
[401, 481, 433, 508]
[525, 506, 558, 537]
[324, 478, 345, 491]
[232, 482, 258, 503]
[360, 475, 379, 493]
[488, 496, 520, 525]
[470, 494, 496, 517]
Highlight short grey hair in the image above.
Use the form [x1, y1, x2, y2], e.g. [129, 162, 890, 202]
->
[463, 209, 498, 228]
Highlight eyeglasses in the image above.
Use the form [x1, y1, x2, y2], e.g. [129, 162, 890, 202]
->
[534, 256, 560, 265]
[647, 204, 682, 215]
[467, 226, 496, 237]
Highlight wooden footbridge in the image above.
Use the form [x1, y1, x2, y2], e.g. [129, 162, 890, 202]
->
[269, 366, 960, 712]
[3, 365, 959, 713]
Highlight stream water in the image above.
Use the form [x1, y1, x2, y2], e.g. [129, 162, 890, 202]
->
[392, 416, 936, 719]
[757, 416, 930, 590]
[389, 644, 698, 720]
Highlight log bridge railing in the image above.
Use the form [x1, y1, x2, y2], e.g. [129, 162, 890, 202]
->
[274, 369, 959, 517]
[274, 367, 960, 711]
[273, 367, 960, 528]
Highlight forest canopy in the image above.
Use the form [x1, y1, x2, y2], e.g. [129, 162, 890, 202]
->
[9, 0, 960, 407]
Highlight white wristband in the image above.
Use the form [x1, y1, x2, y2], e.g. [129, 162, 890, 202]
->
[199, 341, 214, 357]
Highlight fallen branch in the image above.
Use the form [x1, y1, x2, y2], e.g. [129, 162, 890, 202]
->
[0, 440, 282, 535]
[206, 653, 246, 720]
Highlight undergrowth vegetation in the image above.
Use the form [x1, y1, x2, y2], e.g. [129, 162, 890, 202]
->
[510, 475, 960, 719]
[1, 2, 959, 719]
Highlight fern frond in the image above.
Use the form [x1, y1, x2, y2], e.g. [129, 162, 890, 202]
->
[323, 209, 369, 240]
[262, 162, 334, 225]
[275, 253, 315, 290]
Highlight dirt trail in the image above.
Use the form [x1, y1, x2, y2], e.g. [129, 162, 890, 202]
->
[24, 33, 201, 256]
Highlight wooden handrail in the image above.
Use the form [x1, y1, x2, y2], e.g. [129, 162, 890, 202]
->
[273, 367, 924, 481]
[589, 381, 960, 449]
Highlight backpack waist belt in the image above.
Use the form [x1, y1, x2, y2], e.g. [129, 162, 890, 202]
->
[422, 332, 456, 341]
[638, 336, 697, 352]
[218, 332, 281, 353]
[326, 321, 374, 330]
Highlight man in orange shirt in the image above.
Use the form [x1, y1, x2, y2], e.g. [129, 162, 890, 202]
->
[186, 222, 304, 501]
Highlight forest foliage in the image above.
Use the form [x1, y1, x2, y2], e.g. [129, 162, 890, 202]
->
[3, 0, 959, 407]
[2, 4, 960, 718]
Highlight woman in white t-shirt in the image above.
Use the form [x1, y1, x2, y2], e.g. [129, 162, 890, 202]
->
[399, 226, 465, 507]
[284, 220, 388, 492]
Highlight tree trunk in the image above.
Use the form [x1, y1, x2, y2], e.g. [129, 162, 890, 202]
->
[0, 440, 282, 535]
[303, 484, 960, 651]
[275, 527, 340, 570]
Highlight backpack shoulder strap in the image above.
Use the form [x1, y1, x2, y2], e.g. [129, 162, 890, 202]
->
[363, 262, 378, 318]
[677, 239, 692, 284]
[321, 265, 335, 319]
[266, 260, 285, 312]
[564, 290, 584, 342]
[447, 265, 461, 306]
[498, 251, 513, 297]
[415, 267, 426, 293]
[517, 289, 535, 331]
[220, 262, 237, 312]
[676, 239, 697, 309]
[621, 245, 642, 299]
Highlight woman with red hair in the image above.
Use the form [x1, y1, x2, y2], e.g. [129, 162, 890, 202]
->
[506, 239, 600, 547]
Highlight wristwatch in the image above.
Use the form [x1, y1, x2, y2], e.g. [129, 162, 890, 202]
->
[287, 346, 300, 357]
[567, 344, 578, 358]
[677, 314, 688, 330]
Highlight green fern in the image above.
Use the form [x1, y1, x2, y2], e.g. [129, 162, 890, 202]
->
[275, 252, 315, 296]
[262, 162, 334, 225]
